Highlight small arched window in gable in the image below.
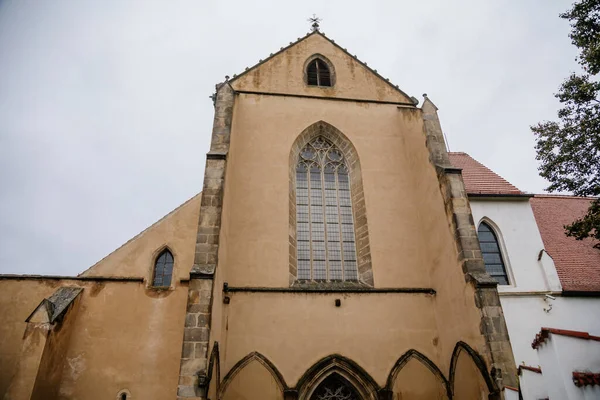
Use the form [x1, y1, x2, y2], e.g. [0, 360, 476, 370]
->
[477, 222, 509, 285]
[307, 58, 332, 87]
[152, 249, 174, 287]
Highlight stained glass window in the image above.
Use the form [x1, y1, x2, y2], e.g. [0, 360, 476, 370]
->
[152, 249, 174, 287]
[296, 137, 358, 282]
[477, 222, 509, 285]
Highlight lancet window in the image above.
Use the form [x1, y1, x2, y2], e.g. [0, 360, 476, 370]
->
[296, 137, 358, 282]
[152, 249, 174, 287]
[477, 222, 509, 285]
[307, 58, 332, 87]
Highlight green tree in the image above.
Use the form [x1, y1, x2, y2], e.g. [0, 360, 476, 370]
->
[531, 0, 600, 247]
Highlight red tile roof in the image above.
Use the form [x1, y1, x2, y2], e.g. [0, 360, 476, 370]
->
[448, 152, 524, 195]
[531, 327, 600, 349]
[530, 195, 600, 293]
[518, 365, 542, 375]
[573, 372, 600, 387]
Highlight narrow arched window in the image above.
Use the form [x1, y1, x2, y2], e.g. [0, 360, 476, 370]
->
[296, 137, 357, 282]
[152, 249, 173, 287]
[477, 222, 509, 285]
[307, 58, 332, 87]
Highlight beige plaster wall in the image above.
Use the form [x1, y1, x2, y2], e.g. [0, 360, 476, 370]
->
[0, 279, 188, 400]
[221, 359, 284, 400]
[0, 280, 56, 397]
[224, 95, 437, 289]
[391, 359, 448, 399]
[221, 292, 437, 387]
[80, 193, 201, 281]
[231, 33, 412, 104]
[453, 351, 490, 399]
[212, 92, 493, 390]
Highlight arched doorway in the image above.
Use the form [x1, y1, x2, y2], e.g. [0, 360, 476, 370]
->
[309, 373, 363, 400]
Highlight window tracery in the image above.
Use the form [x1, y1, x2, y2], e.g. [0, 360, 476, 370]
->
[311, 374, 360, 400]
[296, 137, 358, 282]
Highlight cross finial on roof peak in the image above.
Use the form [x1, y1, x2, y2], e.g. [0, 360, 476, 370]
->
[308, 14, 321, 32]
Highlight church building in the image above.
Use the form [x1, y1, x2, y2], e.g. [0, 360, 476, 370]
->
[0, 23, 518, 400]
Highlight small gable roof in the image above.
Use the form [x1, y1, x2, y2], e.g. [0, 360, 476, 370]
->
[530, 195, 600, 293]
[448, 152, 524, 196]
[228, 30, 416, 104]
[25, 287, 82, 323]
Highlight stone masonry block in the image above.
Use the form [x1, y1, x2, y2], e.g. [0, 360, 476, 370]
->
[195, 342, 208, 359]
[179, 375, 198, 386]
[182, 342, 195, 359]
[185, 314, 196, 328]
[177, 385, 197, 397]
[197, 314, 209, 327]
[183, 327, 209, 342]
[189, 279, 212, 291]
[188, 303, 210, 313]
[180, 358, 207, 376]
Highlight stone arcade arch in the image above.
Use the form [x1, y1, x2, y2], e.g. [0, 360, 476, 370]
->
[385, 349, 451, 399]
[219, 352, 288, 400]
[296, 355, 379, 400]
[449, 342, 499, 400]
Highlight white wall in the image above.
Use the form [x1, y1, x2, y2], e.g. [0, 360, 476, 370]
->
[500, 296, 600, 367]
[470, 198, 600, 399]
[519, 369, 546, 400]
[538, 333, 600, 400]
[470, 199, 560, 293]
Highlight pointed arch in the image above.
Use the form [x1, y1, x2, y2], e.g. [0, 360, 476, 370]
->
[150, 245, 175, 287]
[295, 354, 379, 400]
[304, 54, 336, 87]
[384, 349, 451, 398]
[449, 341, 498, 396]
[289, 121, 373, 287]
[477, 217, 513, 286]
[219, 352, 288, 398]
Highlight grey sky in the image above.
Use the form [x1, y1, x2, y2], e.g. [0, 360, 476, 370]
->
[0, 0, 578, 275]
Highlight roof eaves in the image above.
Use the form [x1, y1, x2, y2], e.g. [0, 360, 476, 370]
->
[228, 31, 418, 105]
[468, 193, 534, 199]
[317, 31, 417, 104]
[228, 31, 317, 85]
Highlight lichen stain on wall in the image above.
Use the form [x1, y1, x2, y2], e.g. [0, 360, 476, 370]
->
[88, 282, 105, 297]
[58, 353, 86, 398]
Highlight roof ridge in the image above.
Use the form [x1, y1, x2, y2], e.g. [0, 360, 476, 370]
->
[228, 30, 416, 104]
[534, 194, 598, 199]
[448, 152, 523, 194]
[77, 192, 202, 277]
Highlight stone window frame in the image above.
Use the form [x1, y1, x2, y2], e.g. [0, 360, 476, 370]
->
[476, 218, 515, 287]
[289, 121, 373, 287]
[116, 389, 131, 400]
[148, 245, 177, 290]
[303, 54, 336, 88]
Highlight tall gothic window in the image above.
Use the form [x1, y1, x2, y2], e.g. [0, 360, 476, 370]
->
[307, 58, 332, 87]
[310, 374, 361, 400]
[152, 249, 174, 287]
[477, 222, 509, 285]
[296, 137, 358, 282]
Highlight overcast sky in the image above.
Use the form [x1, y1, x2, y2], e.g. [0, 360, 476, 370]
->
[0, 0, 579, 275]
